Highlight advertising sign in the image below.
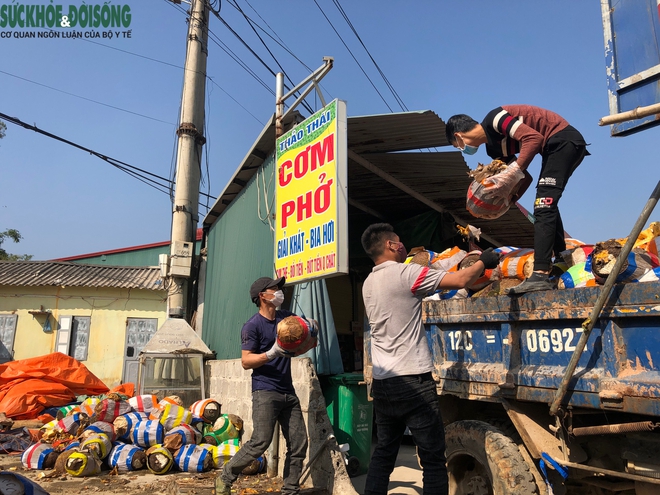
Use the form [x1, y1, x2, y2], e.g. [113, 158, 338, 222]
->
[274, 99, 348, 283]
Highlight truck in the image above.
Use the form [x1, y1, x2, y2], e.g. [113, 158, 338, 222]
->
[363, 266, 660, 495]
[363, 2, 660, 493]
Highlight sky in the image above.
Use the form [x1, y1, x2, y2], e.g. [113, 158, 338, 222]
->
[1, 0, 658, 261]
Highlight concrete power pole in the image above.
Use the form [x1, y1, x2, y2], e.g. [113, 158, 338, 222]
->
[168, 0, 209, 319]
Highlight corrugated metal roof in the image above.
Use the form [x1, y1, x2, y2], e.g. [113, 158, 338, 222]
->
[0, 261, 165, 290]
[203, 109, 535, 247]
[348, 110, 449, 153]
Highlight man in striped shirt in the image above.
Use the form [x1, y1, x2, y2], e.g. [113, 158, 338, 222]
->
[446, 105, 589, 294]
[361, 223, 500, 495]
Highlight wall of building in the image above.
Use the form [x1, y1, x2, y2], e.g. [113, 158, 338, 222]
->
[202, 155, 276, 358]
[207, 358, 357, 495]
[0, 285, 166, 387]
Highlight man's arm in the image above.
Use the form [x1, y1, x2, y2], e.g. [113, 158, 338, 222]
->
[438, 248, 500, 289]
[438, 260, 486, 289]
[241, 349, 269, 370]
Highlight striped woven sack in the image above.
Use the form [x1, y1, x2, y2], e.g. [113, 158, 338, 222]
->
[494, 246, 519, 256]
[204, 415, 240, 445]
[146, 444, 174, 475]
[79, 397, 101, 417]
[211, 439, 241, 467]
[64, 450, 102, 477]
[150, 403, 193, 431]
[174, 444, 214, 473]
[500, 248, 535, 280]
[94, 399, 133, 423]
[21, 443, 54, 470]
[466, 175, 517, 220]
[80, 433, 112, 460]
[56, 404, 79, 420]
[114, 411, 148, 440]
[164, 424, 202, 451]
[560, 245, 594, 268]
[81, 421, 116, 442]
[189, 399, 222, 423]
[564, 238, 586, 250]
[131, 420, 164, 448]
[558, 261, 598, 289]
[128, 395, 159, 414]
[638, 267, 660, 283]
[64, 441, 80, 451]
[431, 247, 467, 272]
[591, 248, 660, 284]
[51, 412, 85, 435]
[108, 443, 146, 473]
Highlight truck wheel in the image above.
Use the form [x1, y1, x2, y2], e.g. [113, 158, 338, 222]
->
[445, 420, 539, 495]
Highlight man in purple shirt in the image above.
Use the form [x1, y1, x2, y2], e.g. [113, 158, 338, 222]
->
[216, 276, 308, 495]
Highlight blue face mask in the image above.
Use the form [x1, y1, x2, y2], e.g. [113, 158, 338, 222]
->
[461, 144, 479, 155]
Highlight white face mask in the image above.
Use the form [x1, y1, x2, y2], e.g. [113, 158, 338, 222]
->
[267, 290, 285, 307]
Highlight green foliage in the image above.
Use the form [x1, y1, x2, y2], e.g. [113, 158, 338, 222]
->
[0, 229, 33, 261]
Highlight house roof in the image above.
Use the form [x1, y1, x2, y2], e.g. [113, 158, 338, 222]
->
[203, 109, 535, 247]
[54, 229, 203, 262]
[0, 261, 165, 290]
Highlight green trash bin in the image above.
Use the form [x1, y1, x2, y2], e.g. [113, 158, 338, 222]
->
[323, 373, 373, 477]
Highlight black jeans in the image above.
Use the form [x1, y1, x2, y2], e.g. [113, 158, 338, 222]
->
[534, 125, 589, 271]
[221, 390, 308, 494]
[365, 372, 448, 495]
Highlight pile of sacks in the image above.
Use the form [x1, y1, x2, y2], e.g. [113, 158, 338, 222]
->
[20, 393, 262, 477]
[408, 222, 660, 299]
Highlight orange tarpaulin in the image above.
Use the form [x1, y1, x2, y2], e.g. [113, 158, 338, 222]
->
[0, 352, 110, 419]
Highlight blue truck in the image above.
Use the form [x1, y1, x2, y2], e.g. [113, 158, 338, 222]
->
[364, 279, 660, 495]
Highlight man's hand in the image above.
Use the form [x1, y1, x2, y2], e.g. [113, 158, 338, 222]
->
[487, 162, 524, 200]
[479, 248, 500, 269]
[265, 341, 294, 361]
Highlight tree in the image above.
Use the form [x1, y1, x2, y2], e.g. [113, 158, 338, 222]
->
[0, 229, 33, 261]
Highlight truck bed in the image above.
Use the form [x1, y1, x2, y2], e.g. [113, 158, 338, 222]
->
[422, 280, 660, 416]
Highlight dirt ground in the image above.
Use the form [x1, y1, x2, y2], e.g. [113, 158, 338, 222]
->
[0, 454, 328, 495]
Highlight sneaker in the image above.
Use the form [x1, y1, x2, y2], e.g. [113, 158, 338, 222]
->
[215, 477, 232, 495]
[506, 272, 554, 295]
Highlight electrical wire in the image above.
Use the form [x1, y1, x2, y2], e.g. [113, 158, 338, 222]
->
[206, 28, 274, 95]
[0, 111, 217, 206]
[228, 0, 314, 114]
[332, 0, 408, 112]
[312, 0, 393, 112]
[0, 69, 175, 126]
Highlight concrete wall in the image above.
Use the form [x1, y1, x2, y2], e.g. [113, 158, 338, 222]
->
[0, 285, 167, 386]
[207, 358, 358, 495]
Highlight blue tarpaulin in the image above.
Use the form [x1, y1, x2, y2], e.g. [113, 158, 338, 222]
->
[290, 279, 344, 375]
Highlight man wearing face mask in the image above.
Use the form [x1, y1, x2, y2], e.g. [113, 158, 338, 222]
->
[361, 223, 500, 495]
[216, 276, 309, 495]
[445, 105, 589, 294]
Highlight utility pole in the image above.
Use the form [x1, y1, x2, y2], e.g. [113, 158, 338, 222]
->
[167, 0, 209, 319]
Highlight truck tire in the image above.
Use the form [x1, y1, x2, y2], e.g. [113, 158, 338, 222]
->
[445, 420, 539, 495]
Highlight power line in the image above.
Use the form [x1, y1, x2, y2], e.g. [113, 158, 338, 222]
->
[228, 0, 314, 114]
[312, 0, 394, 112]
[0, 111, 217, 206]
[0, 69, 175, 126]
[332, 0, 408, 112]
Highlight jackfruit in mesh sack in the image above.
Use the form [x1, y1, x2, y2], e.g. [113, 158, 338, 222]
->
[466, 160, 524, 220]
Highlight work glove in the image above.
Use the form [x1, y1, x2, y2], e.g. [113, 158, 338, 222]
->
[479, 247, 500, 270]
[265, 341, 294, 361]
[486, 162, 524, 200]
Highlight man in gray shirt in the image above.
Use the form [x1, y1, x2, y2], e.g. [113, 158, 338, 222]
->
[361, 223, 499, 495]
